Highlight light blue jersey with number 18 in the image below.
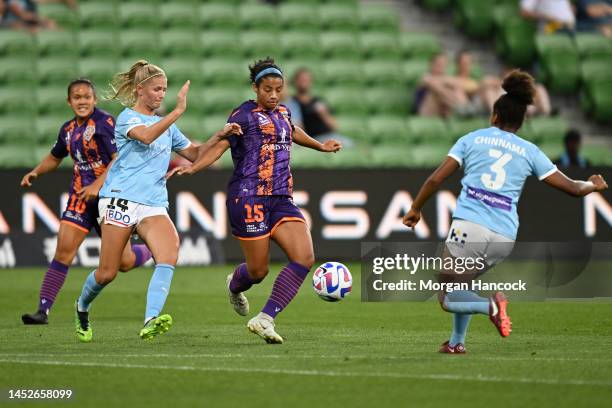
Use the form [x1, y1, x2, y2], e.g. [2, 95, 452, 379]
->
[99, 108, 191, 208]
[448, 126, 557, 240]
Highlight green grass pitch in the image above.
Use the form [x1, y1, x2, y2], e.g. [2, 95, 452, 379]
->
[1, 264, 612, 407]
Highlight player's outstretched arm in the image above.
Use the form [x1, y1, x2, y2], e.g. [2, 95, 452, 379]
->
[166, 123, 242, 179]
[292, 126, 341, 153]
[543, 170, 608, 197]
[129, 81, 190, 146]
[403, 157, 460, 228]
[20, 153, 63, 187]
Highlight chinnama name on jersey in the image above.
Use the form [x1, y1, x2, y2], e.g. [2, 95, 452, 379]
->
[474, 136, 527, 157]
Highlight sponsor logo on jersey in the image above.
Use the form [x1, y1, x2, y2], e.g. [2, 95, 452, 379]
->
[84, 124, 95, 142]
[466, 186, 512, 211]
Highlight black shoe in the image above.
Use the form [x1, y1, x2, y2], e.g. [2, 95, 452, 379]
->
[22, 311, 48, 325]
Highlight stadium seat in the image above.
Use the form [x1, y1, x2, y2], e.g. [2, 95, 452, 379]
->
[539, 54, 580, 93]
[37, 58, 78, 86]
[239, 3, 277, 31]
[366, 88, 412, 115]
[496, 17, 537, 67]
[119, 30, 161, 60]
[36, 31, 76, 57]
[279, 4, 320, 31]
[240, 31, 279, 59]
[0, 31, 35, 57]
[0, 144, 35, 167]
[0, 58, 36, 85]
[78, 2, 118, 29]
[159, 3, 198, 29]
[399, 33, 441, 60]
[175, 115, 202, 140]
[200, 31, 241, 58]
[0, 87, 35, 116]
[281, 60, 324, 84]
[521, 117, 568, 144]
[324, 87, 369, 115]
[0, 117, 30, 144]
[38, 3, 78, 31]
[202, 114, 233, 137]
[360, 33, 401, 60]
[581, 60, 612, 84]
[362, 61, 404, 86]
[336, 116, 368, 142]
[36, 86, 71, 116]
[199, 3, 239, 31]
[370, 144, 411, 167]
[96, 99, 121, 118]
[79, 30, 119, 58]
[419, 0, 452, 12]
[582, 144, 612, 165]
[78, 59, 118, 88]
[281, 31, 322, 61]
[574, 34, 612, 61]
[582, 80, 612, 123]
[359, 5, 399, 32]
[36, 116, 65, 145]
[321, 61, 363, 87]
[454, 0, 494, 37]
[493, 3, 519, 29]
[401, 60, 429, 87]
[405, 117, 448, 144]
[162, 58, 201, 87]
[201, 59, 248, 87]
[320, 32, 360, 60]
[367, 116, 408, 144]
[409, 144, 450, 166]
[159, 30, 199, 58]
[319, 4, 359, 32]
[447, 118, 489, 142]
[118, 3, 159, 29]
[197, 87, 245, 116]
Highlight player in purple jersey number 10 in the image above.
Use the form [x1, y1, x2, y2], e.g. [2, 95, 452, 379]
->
[21, 79, 152, 325]
[167, 58, 342, 344]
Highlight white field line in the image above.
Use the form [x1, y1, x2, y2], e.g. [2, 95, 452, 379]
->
[0, 358, 611, 388]
[0, 353, 611, 363]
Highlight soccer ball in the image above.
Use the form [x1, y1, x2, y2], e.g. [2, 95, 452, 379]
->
[312, 262, 352, 302]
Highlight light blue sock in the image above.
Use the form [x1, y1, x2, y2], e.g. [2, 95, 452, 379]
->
[449, 313, 472, 347]
[443, 290, 490, 315]
[145, 264, 175, 322]
[77, 270, 106, 312]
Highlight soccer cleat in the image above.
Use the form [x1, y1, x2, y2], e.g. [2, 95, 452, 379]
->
[22, 310, 48, 325]
[139, 314, 173, 340]
[439, 340, 466, 354]
[226, 273, 249, 316]
[247, 313, 283, 344]
[75, 302, 92, 343]
[489, 292, 512, 337]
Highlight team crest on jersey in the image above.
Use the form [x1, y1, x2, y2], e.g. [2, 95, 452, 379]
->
[84, 124, 95, 142]
[256, 112, 270, 126]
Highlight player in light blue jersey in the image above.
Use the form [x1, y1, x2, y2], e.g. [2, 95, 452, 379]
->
[74, 60, 241, 342]
[403, 70, 608, 354]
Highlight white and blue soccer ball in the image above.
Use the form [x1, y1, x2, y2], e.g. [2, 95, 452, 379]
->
[312, 262, 352, 302]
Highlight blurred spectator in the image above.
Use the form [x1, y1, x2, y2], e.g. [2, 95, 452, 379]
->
[38, 0, 77, 9]
[520, 0, 575, 33]
[554, 129, 591, 168]
[479, 67, 552, 117]
[2, 0, 57, 31]
[415, 52, 482, 118]
[576, 0, 612, 37]
[285, 67, 354, 147]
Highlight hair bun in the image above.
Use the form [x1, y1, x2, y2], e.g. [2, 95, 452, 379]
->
[502, 69, 536, 106]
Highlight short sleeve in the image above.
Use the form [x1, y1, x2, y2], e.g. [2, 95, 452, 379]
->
[520, 0, 537, 12]
[116, 110, 145, 139]
[226, 106, 249, 147]
[531, 146, 557, 181]
[171, 124, 191, 151]
[448, 136, 467, 166]
[50, 125, 68, 159]
[97, 115, 117, 156]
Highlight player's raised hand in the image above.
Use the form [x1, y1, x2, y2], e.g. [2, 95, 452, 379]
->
[589, 174, 608, 191]
[321, 139, 342, 153]
[166, 165, 194, 180]
[402, 208, 421, 229]
[20, 171, 38, 187]
[220, 123, 243, 138]
[76, 184, 100, 202]
[175, 80, 190, 114]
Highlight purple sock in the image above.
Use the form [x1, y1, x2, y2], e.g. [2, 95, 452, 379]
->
[38, 259, 69, 314]
[229, 263, 256, 294]
[132, 244, 152, 268]
[262, 262, 310, 318]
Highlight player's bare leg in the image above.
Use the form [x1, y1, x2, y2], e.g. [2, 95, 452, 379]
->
[227, 238, 270, 316]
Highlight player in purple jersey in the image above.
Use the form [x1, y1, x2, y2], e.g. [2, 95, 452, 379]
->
[403, 70, 608, 354]
[21, 79, 152, 325]
[168, 58, 342, 344]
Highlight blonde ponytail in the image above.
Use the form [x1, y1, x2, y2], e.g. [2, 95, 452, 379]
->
[106, 60, 166, 107]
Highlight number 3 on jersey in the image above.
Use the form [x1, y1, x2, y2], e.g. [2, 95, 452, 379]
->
[481, 148, 512, 190]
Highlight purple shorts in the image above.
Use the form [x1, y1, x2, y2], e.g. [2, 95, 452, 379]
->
[227, 195, 305, 240]
[61, 192, 101, 235]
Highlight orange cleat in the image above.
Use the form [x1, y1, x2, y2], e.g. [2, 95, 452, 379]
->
[489, 292, 512, 337]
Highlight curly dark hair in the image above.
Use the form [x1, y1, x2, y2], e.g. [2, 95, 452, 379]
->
[249, 57, 283, 85]
[492, 69, 536, 131]
[67, 78, 96, 98]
